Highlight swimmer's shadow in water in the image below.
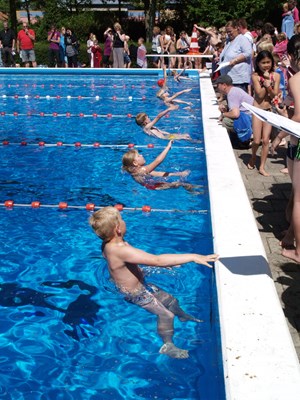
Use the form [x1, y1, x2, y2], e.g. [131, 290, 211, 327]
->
[0, 280, 100, 341]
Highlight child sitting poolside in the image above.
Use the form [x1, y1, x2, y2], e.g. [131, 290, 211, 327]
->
[89, 206, 218, 358]
[135, 104, 191, 140]
[122, 140, 197, 191]
[156, 87, 193, 107]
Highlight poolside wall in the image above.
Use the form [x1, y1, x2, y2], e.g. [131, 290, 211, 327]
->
[200, 74, 300, 399]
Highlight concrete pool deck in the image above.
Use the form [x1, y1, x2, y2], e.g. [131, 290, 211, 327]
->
[200, 75, 300, 399]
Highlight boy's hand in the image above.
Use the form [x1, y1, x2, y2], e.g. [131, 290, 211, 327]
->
[166, 140, 174, 149]
[194, 254, 219, 268]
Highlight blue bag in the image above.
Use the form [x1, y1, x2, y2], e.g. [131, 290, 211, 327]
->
[233, 112, 252, 142]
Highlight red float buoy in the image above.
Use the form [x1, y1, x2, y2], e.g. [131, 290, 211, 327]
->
[127, 113, 132, 118]
[157, 79, 165, 87]
[66, 112, 71, 117]
[142, 205, 151, 213]
[14, 94, 18, 99]
[86, 203, 95, 211]
[78, 96, 82, 100]
[13, 112, 18, 116]
[1, 112, 5, 116]
[74, 142, 81, 147]
[31, 201, 41, 208]
[114, 204, 124, 211]
[39, 141, 45, 146]
[57, 141, 63, 146]
[56, 95, 61, 99]
[79, 113, 84, 117]
[147, 143, 154, 148]
[142, 96, 146, 100]
[53, 112, 58, 117]
[2, 140, 9, 145]
[58, 202, 68, 209]
[107, 113, 112, 118]
[93, 142, 100, 147]
[27, 111, 31, 116]
[112, 96, 116, 100]
[21, 141, 27, 146]
[4, 200, 14, 208]
[40, 112, 44, 117]
[128, 143, 135, 148]
[92, 113, 98, 118]
[35, 95, 40, 98]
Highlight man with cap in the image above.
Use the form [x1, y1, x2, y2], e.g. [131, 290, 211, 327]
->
[215, 74, 254, 148]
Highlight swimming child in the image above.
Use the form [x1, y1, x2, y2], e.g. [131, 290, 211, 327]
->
[171, 69, 192, 82]
[248, 50, 280, 176]
[122, 140, 197, 191]
[135, 104, 191, 140]
[89, 206, 219, 358]
[156, 87, 193, 107]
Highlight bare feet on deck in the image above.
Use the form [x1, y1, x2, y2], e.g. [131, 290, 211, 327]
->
[247, 159, 255, 170]
[259, 168, 270, 177]
[159, 342, 189, 359]
[282, 248, 300, 263]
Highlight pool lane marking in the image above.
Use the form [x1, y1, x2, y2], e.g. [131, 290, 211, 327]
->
[0, 113, 200, 120]
[1, 143, 203, 150]
[1, 202, 208, 214]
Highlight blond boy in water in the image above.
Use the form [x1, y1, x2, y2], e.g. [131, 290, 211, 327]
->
[89, 206, 218, 358]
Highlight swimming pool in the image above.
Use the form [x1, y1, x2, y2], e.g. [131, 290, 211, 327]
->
[0, 69, 225, 399]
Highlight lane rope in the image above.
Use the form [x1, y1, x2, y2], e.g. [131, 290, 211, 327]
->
[1, 141, 203, 149]
[1, 200, 208, 214]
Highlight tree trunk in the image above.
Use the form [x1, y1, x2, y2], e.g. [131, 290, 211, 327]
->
[145, 0, 157, 42]
[9, 0, 17, 33]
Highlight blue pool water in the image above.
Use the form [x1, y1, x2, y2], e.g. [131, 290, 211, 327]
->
[0, 70, 225, 399]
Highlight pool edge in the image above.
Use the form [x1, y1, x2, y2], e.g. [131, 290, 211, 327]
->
[200, 74, 300, 399]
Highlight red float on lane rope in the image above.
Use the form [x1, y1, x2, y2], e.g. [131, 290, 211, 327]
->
[142, 205, 151, 212]
[74, 142, 81, 147]
[114, 204, 124, 211]
[57, 141, 63, 146]
[128, 143, 135, 148]
[86, 203, 95, 211]
[4, 200, 14, 208]
[93, 142, 100, 147]
[147, 143, 154, 148]
[58, 202, 68, 209]
[39, 141, 45, 146]
[2, 140, 9, 145]
[31, 201, 41, 208]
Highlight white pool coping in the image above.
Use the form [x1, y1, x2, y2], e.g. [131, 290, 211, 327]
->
[200, 75, 300, 399]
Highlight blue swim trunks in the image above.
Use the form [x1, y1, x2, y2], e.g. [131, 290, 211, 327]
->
[124, 283, 160, 306]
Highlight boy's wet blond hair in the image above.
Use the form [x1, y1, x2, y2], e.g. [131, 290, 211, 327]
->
[135, 112, 148, 126]
[89, 206, 121, 241]
[122, 149, 138, 173]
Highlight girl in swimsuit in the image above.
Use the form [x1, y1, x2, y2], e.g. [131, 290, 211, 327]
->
[248, 50, 280, 176]
[271, 35, 300, 261]
[122, 140, 199, 192]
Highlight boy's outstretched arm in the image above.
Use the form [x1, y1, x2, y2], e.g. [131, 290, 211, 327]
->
[116, 243, 219, 269]
[146, 104, 179, 129]
[144, 141, 173, 173]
